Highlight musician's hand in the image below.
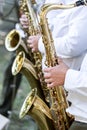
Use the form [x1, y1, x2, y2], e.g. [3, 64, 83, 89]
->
[19, 14, 29, 29]
[44, 59, 69, 88]
[27, 34, 41, 52]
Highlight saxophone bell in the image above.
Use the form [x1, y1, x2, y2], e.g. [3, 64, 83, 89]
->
[19, 88, 55, 130]
[12, 51, 55, 130]
[19, 88, 52, 119]
[12, 51, 38, 79]
[5, 29, 28, 54]
[19, 88, 36, 119]
[12, 51, 45, 99]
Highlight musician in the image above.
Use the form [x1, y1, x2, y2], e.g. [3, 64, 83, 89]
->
[43, 0, 87, 129]
[20, 0, 87, 70]
[20, 0, 87, 129]
[44, 55, 87, 130]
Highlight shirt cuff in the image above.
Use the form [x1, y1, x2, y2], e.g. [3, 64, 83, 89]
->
[38, 37, 45, 55]
[64, 69, 79, 91]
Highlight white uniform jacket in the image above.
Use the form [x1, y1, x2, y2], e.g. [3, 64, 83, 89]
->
[38, 0, 87, 123]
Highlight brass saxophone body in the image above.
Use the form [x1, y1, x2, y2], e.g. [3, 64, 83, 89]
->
[7, 1, 54, 129]
[5, 0, 49, 102]
[19, 88, 54, 130]
[12, 51, 55, 130]
[5, 28, 35, 66]
[5, 29, 28, 53]
[12, 51, 43, 98]
[19, 0, 49, 102]
[39, 1, 87, 130]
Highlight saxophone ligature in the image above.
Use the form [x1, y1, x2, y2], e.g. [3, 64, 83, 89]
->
[39, 0, 87, 130]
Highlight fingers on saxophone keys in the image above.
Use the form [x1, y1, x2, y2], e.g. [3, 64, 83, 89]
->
[20, 15, 29, 28]
[47, 82, 54, 88]
[44, 67, 52, 78]
[44, 72, 51, 79]
[44, 68, 54, 88]
[45, 78, 52, 84]
[44, 73, 52, 86]
[27, 39, 32, 47]
[44, 76, 54, 88]
[27, 38, 34, 52]
[31, 48, 36, 52]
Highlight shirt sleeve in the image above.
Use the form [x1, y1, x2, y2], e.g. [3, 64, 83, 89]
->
[38, 37, 45, 55]
[54, 7, 87, 58]
[64, 54, 87, 92]
[15, 23, 25, 38]
[64, 69, 87, 97]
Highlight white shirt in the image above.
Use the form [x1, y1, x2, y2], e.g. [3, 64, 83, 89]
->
[38, 0, 87, 70]
[15, 23, 25, 38]
[65, 54, 87, 123]
[38, 0, 87, 123]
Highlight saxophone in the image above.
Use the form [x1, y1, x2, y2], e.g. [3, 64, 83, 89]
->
[5, 1, 55, 129]
[12, 51, 42, 98]
[19, 0, 50, 102]
[19, 88, 55, 130]
[39, 1, 87, 130]
[5, 0, 49, 102]
[5, 29, 28, 54]
[12, 51, 55, 130]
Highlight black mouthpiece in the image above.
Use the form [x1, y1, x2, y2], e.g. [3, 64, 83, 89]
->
[76, 0, 87, 6]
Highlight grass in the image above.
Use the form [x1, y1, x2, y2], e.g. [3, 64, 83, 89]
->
[0, 45, 39, 130]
